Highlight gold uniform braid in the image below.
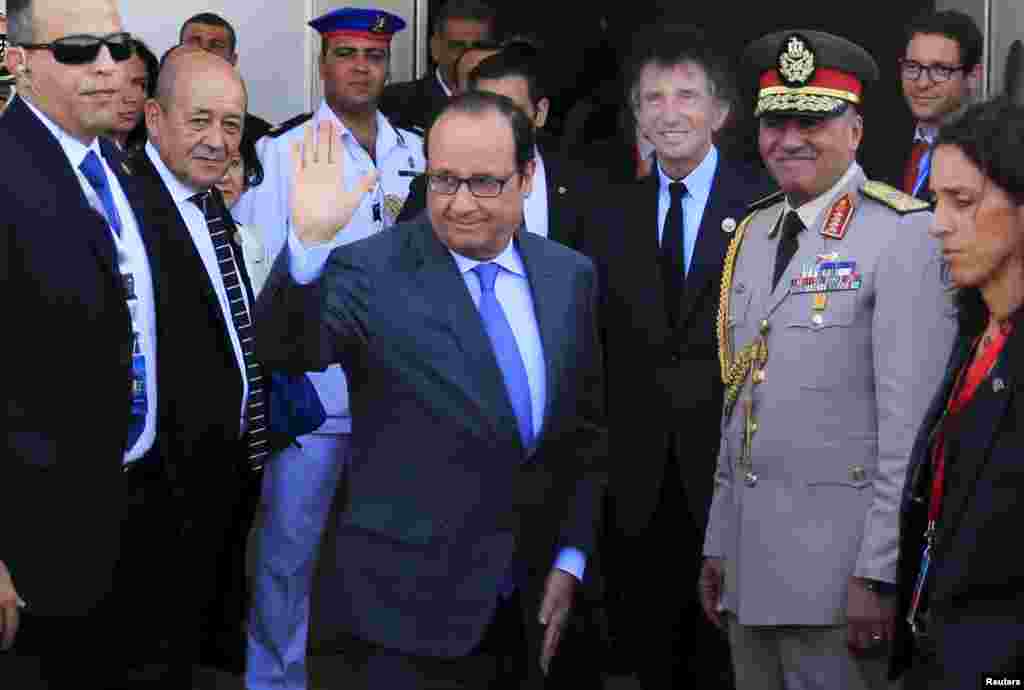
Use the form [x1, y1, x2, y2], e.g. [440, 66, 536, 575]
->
[716, 212, 756, 381]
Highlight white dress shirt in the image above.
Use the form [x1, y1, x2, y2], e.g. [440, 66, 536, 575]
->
[24, 99, 158, 464]
[235, 100, 425, 434]
[656, 145, 718, 275]
[287, 232, 586, 581]
[523, 147, 549, 238]
[146, 142, 250, 433]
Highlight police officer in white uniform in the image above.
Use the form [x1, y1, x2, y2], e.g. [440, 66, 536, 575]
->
[233, 8, 425, 690]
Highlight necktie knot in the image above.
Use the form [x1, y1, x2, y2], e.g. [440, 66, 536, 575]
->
[781, 210, 805, 240]
[668, 180, 687, 201]
[79, 150, 109, 190]
[474, 262, 500, 293]
[189, 191, 212, 216]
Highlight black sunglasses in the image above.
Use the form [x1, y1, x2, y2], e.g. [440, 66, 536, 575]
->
[19, 32, 133, 65]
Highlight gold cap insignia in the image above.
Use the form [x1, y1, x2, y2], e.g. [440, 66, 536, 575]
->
[372, 14, 387, 33]
[778, 34, 816, 87]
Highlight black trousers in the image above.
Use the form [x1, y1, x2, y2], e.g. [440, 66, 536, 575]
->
[607, 445, 735, 690]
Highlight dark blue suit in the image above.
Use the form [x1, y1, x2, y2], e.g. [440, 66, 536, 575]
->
[893, 308, 1024, 687]
[256, 217, 606, 683]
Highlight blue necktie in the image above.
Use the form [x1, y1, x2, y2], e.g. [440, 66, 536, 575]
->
[473, 263, 534, 450]
[79, 150, 123, 236]
[912, 146, 933, 199]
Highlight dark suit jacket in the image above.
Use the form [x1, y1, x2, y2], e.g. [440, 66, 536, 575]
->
[121, 151, 254, 488]
[396, 134, 599, 251]
[379, 72, 448, 133]
[1, 96, 143, 616]
[256, 217, 607, 663]
[582, 158, 774, 540]
[892, 309, 1024, 686]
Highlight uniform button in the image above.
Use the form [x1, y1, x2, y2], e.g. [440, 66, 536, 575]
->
[735, 283, 746, 295]
[744, 472, 758, 487]
[753, 370, 766, 384]
[759, 319, 770, 335]
[812, 313, 824, 326]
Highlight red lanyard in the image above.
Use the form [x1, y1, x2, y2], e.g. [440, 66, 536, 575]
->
[928, 324, 1013, 524]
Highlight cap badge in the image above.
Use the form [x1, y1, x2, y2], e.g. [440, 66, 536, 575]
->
[778, 35, 816, 86]
[372, 14, 387, 33]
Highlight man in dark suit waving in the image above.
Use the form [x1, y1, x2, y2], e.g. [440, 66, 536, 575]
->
[257, 90, 606, 688]
[582, 24, 773, 689]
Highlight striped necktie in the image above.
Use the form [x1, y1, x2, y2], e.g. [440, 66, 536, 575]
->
[189, 190, 270, 470]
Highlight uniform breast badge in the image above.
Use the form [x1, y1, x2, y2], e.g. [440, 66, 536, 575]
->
[383, 193, 406, 223]
[821, 193, 855, 240]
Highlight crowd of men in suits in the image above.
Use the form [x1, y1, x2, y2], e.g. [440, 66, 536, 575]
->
[2, 0, 1018, 688]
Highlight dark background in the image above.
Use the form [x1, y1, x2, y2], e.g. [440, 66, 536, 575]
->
[427, 0, 934, 178]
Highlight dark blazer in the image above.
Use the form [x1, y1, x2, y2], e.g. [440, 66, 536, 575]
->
[1, 96, 143, 616]
[121, 151, 254, 487]
[582, 157, 774, 539]
[396, 134, 599, 250]
[892, 309, 1024, 686]
[379, 72, 449, 133]
[256, 217, 607, 665]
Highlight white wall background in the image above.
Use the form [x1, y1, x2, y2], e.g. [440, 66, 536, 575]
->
[119, 0, 313, 125]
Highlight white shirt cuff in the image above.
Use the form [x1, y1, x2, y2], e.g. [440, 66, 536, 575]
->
[554, 546, 586, 582]
[287, 229, 333, 285]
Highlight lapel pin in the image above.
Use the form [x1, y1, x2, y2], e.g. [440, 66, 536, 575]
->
[722, 217, 737, 233]
[121, 161, 132, 175]
[557, 186, 567, 195]
[993, 378, 1006, 393]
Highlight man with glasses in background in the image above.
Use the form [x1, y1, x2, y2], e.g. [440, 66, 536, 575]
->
[894, 10, 982, 201]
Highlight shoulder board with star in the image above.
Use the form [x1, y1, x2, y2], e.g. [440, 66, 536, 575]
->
[266, 112, 314, 138]
[860, 180, 932, 214]
[746, 189, 785, 213]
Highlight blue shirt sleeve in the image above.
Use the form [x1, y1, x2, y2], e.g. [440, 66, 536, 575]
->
[287, 229, 333, 285]
[554, 547, 587, 582]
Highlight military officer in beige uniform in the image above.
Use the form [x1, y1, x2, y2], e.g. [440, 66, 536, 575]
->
[699, 30, 956, 690]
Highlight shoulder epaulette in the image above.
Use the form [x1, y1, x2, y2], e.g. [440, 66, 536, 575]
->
[860, 180, 931, 214]
[267, 112, 314, 138]
[747, 189, 785, 213]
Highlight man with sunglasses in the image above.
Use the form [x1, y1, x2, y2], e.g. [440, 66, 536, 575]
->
[1, 0, 169, 687]
[894, 10, 983, 201]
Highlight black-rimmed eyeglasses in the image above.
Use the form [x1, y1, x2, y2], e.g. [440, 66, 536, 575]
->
[426, 172, 518, 198]
[19, 32, 133, 65]
[899, 59, 964, 83]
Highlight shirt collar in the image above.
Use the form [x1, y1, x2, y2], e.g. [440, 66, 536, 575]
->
[22, 96, 101, 169]
[448, 234, 526, 279]
[914, 124, 939, 145]
[145, 140, 204, 203]
[316, 99, 408, 159]
[656, 145, 718, 195]
[435, 67, 453, 97]
[784, 161, 861, 230]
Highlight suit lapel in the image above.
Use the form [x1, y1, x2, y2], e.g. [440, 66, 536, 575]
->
[5, 97, 119, 281]
[676, 157, 736, 329]
[517, 231, 565, 446]
[130, 152, 233, 344]
[106, 141, 161, 307]
[538, 140, 571, 247]
[937, 330, 1017, 551]
[411, 221, 523, 450]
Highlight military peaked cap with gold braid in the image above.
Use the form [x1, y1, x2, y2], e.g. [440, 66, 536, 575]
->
[746, 30, 880, 118]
